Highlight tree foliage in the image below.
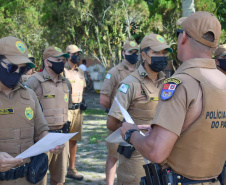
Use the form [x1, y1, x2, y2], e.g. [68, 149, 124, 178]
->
[0, 0, 225, 70]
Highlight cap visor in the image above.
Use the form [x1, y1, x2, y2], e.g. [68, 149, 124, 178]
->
[6, 55, 35, 68]
[151, 44, 173, 53]
[127, 47, 140, 52]
[54, 53, 70, 58]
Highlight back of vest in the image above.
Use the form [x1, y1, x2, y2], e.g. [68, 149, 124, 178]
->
[128, 70, 160, 126]
[167, 68, 226, 179]
[0, 88, 34, 163]
[64, 68, 84, 104]
[33, 73, 69, 129]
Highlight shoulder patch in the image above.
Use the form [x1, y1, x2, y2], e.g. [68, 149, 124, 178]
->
[160, 77, 182, 100]
[118, 83, 130, 94]
[105, 73, 111, 80]
[140, 72, 146, 78]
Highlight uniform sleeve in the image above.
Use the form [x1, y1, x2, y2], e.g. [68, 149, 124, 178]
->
[28, 89, 49, 137]
[64, 78, 73, 108]
[108, 78, 135, 121]
[152, 75, 200, 136]
[100, 69, 118, 97]
[24, 76, 40, 92]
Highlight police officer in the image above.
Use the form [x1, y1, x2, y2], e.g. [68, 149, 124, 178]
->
[0, 36, 64, 185]
[107, 34, 172, 185]
[215, 44, 226, 75]
[64, 44, 86, 180]
[21, 54, 36, 83]
[100, 41, 139, 185]
[25, 46, 72, 185]
[120, 11, 226, 185]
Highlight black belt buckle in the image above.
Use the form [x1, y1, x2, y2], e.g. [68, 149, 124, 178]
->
[71, 103, 80, 110]
[0, 172, 6, 180]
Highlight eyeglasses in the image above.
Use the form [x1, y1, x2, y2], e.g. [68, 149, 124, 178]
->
[0, 59, 32, 74]
[176, 29, 191, 38]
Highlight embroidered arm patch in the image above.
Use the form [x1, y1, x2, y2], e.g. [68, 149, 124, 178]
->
[105, 73, 112, 79]
[118, 83, 130, 94]
[160, 77, 182, 100]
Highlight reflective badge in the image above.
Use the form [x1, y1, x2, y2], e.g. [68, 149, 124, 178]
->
[150, 97, 158, 101]
[0, 108, 14, 115]
[64, 94, 68, 102]
[119, 83, 130, 94]
[55, 47, 62, 52]
[70, 80, 76, 83]
[16, 41, 26, 53]
[160, 77, 182, 100]
[156, 35, 165, 43]
[45, 76, 50, 79]
[130, 41, 136, 47]
[105, 73, 111, 80]
[25, 107, 34, 120]
[43, 95, 56, 98]
[73, 45, 78, 50]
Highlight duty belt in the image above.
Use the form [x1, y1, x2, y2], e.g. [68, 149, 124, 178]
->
[176, 174, 218, 185]
[70, 103, 80, 110]
[0, 163, 29, 181]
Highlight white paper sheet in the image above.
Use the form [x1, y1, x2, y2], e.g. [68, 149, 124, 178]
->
[16, 132, 77, 159]
[105, 97, 144, 145]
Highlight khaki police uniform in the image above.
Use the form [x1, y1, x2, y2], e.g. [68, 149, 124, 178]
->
[63, 62, 86, 141]
[152, 58, 226, 181]
[101, 59, 137, 158]
[24, 69, 72, 184]
[0, 83, 49, 185]
[109, 64, 165, 185]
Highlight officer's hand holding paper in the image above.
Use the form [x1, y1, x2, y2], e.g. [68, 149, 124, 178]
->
[105, 97, 144, 146]
[16, 132, 77, 159]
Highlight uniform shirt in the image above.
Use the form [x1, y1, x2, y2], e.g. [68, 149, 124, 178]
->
[109, 64, 165, 121]
[100, 59, 137, 105]
[25, 69, 72, 108]
[151, 58, 224, 136]
[0, 83, 49, 138]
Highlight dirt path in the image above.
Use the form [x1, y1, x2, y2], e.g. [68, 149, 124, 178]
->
[47, 91, 115, 184]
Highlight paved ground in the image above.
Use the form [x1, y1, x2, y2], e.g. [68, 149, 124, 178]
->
[47, 91, 116, 185]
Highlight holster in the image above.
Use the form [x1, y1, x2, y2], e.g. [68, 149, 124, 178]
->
[0, 153, 48, 183]
[117, 145, 135, 159]
[80, 98, 88, 111]
[26, 153, 48, 184]
[49, 121, 71, 133]
[140, 163, 219, 185]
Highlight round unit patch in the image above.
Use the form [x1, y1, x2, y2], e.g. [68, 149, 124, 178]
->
[16, 41, 26, 53]
[73, 45, 78, 49]
[55, 47, 62, 52]
[64, 94, 68, 102]
[130, 41, 136, 47]
[25, 107, 34, 120]
[156, 35, 165, 43]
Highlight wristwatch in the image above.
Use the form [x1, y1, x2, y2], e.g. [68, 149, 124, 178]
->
[124, 129, 138, 145]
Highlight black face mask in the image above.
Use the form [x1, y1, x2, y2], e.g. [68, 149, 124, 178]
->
[125, 53, 138, 64]
[146, 56, 168, 72]
[0, 63, 22, 88]
[71, 55, 80, 64]
[48, 60, 64, 74]
[218, 59, 226, 71]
